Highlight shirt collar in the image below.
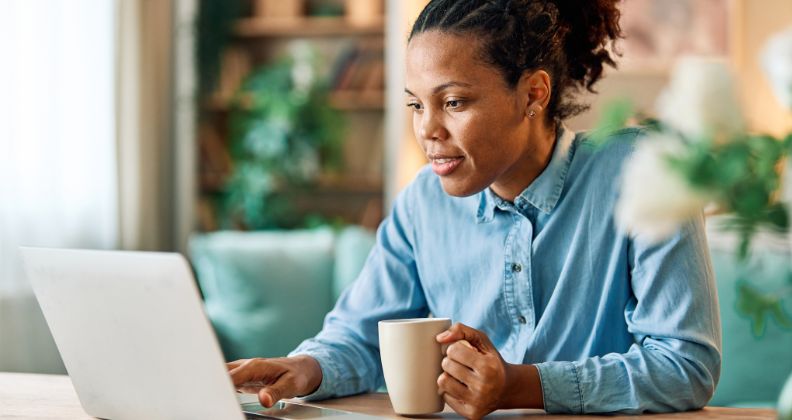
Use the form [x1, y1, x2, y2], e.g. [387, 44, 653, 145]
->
[476, 125, 577, 223]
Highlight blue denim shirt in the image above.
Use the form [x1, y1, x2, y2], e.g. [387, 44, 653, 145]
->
[290, 126, 722, 414]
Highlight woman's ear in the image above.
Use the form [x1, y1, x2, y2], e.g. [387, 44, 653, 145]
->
[518, 70, 552, 119]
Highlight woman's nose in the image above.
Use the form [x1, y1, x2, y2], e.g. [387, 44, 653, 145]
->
[418, 110, 449, 142]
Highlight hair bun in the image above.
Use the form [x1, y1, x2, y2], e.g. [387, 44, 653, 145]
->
[547, 0, 622, 90]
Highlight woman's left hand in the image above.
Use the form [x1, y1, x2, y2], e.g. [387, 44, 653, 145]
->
[435, 323, 512, 419]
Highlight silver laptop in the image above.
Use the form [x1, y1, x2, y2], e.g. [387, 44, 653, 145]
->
[20, 247, 378, 420]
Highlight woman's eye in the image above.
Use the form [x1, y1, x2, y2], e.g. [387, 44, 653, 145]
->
[407, 102, 423, 111]
[445, 99, 463, 109]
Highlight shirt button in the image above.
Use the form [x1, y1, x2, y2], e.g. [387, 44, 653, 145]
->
[517, 315, 527, 324]
[512, 263, 522, 273]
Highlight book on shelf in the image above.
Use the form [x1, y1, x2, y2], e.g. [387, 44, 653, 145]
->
[330, 40, 384, 99]
[208, 47, 251, 106]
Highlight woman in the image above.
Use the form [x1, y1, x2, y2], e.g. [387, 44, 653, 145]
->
[228, 0, 721, 416]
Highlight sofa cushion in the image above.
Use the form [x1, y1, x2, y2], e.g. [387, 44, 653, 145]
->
[190, 229, 335, 360]
[707, 227, 792, 407]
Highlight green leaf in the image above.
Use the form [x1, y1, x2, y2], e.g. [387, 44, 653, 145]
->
[711, 145, 748, 187]
[589, 99, 634, 146]
[771, 304, 792, 329]
[764, 203, 789, 231]
[730, 185, 768, 216]
[736, 280, 792, 336]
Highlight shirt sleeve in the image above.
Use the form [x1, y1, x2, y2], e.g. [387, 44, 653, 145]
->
[288, 185, 430, 400]
[535, 213, 722, 414]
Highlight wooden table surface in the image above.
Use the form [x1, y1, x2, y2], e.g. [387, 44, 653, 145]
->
[313, 392, 780, 419]
[0, 372, 778, 419]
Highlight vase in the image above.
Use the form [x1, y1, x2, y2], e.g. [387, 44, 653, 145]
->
[780, 371, 792, 420]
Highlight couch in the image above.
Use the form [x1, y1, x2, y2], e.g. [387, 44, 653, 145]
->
[189, 223, 792, 407]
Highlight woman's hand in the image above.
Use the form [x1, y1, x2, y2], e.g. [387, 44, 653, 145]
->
[436, 323, 543, 419]
[227, 355, 322, 408]
[435, 323, 509, 419]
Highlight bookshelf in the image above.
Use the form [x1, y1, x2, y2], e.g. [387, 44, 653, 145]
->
[234, 16, 384, 37]
[198, 0, 386, 231]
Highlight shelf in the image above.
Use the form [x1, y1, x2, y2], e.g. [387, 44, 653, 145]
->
[234, 16, 384, 38]
[313, 176, 382, 194]
[204, 91, 384, 112]
[329, 90, 384, 110]
[199, 178, 382, 195]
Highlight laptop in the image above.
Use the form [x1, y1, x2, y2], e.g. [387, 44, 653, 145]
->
[19, 247, 379, 420]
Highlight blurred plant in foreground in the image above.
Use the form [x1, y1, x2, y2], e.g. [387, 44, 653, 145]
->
[594, 27, 792, 338]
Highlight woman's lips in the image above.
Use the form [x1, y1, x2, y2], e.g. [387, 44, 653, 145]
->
[431, 156, 464, 176]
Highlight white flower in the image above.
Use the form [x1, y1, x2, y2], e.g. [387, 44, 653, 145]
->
[615, 133, 711, 243]
[761, 25, 792, 110]
[656, 57, 745, 144]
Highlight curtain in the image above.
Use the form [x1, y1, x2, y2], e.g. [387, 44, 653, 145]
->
[0, 0, 181, 373]
[0, 0, 118, 373]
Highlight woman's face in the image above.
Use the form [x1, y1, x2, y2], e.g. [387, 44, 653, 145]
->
[405, 30, 543, 198]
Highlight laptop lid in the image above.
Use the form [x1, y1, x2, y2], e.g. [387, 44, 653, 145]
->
[20, 247, 245, 420]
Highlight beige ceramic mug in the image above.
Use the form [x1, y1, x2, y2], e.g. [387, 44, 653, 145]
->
[378, 318, 452, 415]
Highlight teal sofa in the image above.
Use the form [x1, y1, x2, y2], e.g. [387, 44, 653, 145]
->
[189, 224, 792, 407]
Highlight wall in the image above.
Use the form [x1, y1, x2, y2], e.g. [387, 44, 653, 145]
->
[117, 0, 177, 251]
[384, 0, 429, 209]
[732, 0, 792, 137]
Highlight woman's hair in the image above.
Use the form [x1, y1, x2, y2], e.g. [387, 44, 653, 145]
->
[409, 0, 623, 122]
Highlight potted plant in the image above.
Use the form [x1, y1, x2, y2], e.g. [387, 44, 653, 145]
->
[221, 43, 344, 230]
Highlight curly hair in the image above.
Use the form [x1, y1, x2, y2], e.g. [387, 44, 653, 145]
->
[409, 0, 623, 123]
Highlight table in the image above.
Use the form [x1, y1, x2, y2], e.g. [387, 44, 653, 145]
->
[0, 372, 777, 419]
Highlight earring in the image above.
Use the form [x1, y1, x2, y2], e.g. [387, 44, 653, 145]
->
[528, 109, 536, 118]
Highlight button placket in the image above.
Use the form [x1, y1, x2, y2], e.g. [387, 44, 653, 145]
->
[513, 219, 535, 329]
[501, 216, 521, 329]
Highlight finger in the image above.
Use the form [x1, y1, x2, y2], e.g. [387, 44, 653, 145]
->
[443, 392, 473, 419]
[437, 372, 470, 401]
[440, 342, 450, 356]
[436, 322, 478, 343]
[436, 322, 467, 343]
[445, 340, 480, 369]
[436, 323, 495, 353]
[226, 359, 248, 371]
[441, 356, 475, 385]
[229, 359, 281, 387]
[258, 377, 292, 408]
[229, 361, 259, 387]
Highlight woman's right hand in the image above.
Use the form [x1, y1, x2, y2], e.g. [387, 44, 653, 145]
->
[227, 355, 323, 408]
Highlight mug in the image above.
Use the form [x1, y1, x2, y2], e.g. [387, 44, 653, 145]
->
[378, 317, 452, 415]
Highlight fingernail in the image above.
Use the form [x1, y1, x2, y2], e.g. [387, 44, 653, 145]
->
[437, 331, 450, 340]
